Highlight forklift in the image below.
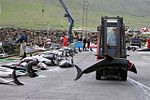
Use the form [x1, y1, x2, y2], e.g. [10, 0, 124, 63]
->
[96, 16, 127, 80]
[74, 16, 136, 81]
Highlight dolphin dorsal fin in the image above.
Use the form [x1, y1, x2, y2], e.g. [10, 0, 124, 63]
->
[103, 55, 115, 61]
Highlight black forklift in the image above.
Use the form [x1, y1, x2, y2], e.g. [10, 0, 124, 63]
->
[96, 16, 127, 80]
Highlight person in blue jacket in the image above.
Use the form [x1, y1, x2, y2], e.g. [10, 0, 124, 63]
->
[15, 31, 27, 58]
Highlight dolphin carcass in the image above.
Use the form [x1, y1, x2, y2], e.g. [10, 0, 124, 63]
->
[74, 55, 137, 81]
[0, 67, 24, 85]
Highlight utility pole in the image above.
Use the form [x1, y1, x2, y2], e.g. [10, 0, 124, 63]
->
[0, 5, 1, 15]
[82, 0, 88, 36]
[82, 0, 85, 33]
[85, 0, 88, 33]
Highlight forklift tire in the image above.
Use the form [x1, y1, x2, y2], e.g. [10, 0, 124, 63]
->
[96, 69, 102, 80]
[120, 70, 127, 81]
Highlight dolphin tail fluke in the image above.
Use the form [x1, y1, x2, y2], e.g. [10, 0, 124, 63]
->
[74, 65, 83, 80]
[129, 64, 137, 74]
[12, 70, 24, 85]
[128, 61, 137, 74]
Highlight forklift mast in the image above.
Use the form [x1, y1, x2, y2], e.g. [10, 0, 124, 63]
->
[59, 0, 74, 44]
[97, 16, 126, 59]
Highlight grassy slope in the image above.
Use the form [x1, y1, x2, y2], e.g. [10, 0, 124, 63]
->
[0, 0, 150, 30]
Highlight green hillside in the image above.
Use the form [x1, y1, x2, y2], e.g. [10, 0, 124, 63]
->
[0, 0, 150, 30]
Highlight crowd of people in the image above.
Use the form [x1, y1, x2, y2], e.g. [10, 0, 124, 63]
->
[1, 26, 150, 57]
[0, 27, 98, 55]
[0, 27, 67, 46]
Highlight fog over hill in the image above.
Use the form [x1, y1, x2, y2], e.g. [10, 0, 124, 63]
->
[0, 0, 150, 29]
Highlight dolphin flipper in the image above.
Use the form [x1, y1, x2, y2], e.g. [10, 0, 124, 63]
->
[71, 56, 74, 67]
[12, 70, 24, 85]
[74, 65, 83, 80]
[71, 59, 73, 64]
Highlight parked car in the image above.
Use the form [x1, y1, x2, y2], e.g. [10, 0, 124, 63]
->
[130, 37, 141, 48]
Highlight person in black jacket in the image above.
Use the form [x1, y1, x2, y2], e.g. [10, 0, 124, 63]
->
[82, 36, 87, 51]
[77, 34, 82, 52]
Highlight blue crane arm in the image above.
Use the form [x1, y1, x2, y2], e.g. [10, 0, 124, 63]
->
[59, 0, 74, 43]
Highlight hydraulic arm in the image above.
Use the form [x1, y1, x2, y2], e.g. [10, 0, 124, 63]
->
[59, 0, 74, 43]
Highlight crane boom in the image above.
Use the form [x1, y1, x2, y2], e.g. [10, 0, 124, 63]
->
[59, 0, 74, 43]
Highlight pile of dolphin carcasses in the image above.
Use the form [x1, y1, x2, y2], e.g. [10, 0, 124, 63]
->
[0, 46, 78, 85]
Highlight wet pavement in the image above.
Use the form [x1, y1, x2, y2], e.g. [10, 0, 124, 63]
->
[0, 50, 150, 100]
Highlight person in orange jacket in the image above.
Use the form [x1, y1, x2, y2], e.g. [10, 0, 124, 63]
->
[63, 34, 68, 47]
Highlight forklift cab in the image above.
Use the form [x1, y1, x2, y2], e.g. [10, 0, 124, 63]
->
[96, 16, 128, 80]
[97, 16, 126, 59]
